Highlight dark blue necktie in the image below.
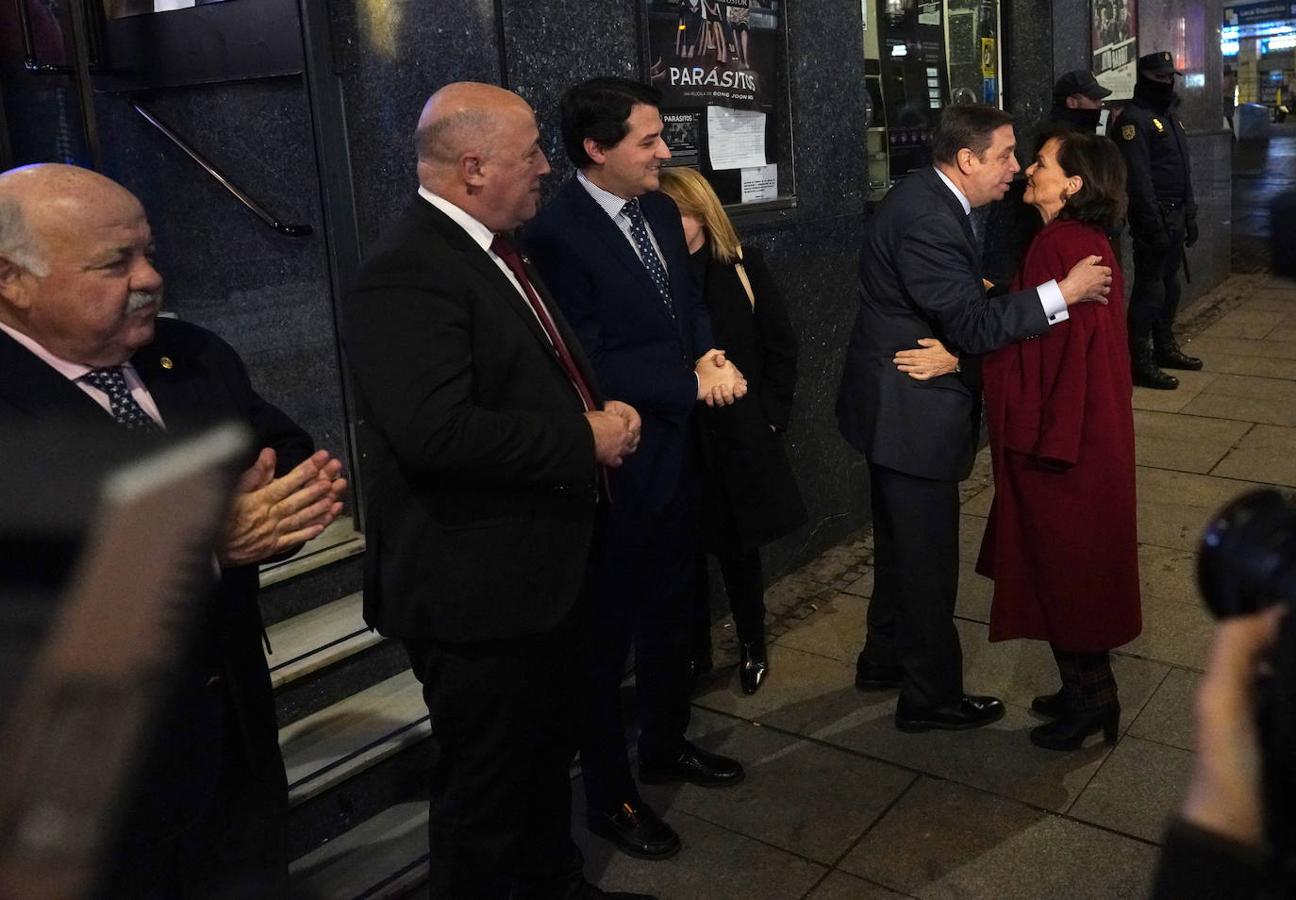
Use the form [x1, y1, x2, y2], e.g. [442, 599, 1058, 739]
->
[82, 367, 161, 432]
[621, 199, 675, 315]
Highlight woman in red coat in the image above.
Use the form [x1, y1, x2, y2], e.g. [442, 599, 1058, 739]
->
[899, 129, 1141, 750]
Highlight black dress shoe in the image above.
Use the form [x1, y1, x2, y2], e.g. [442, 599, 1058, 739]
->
[739, 639, 768, 694]
[587, 801, 680, 860]
[639, 741, 744, 787]
[855, 658, 904, 690]
[1155, 340, 1204, 371]
[895, 694, 1005, 732]
[1029, 705, 1120, 751]
[1031, 688, 1067, 718]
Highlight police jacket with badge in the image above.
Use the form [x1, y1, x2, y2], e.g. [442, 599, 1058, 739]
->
[1113, 69, 1197, 251]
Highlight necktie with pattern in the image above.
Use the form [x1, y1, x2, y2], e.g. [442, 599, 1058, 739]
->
[82, 366, 161, 432]
[621, 198, 674, 315]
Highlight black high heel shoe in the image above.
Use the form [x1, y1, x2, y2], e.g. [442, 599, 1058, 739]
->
[738, 640, 768, 695]
[1031, 688, 1067, 718]
[1029, 705, 1120, 751]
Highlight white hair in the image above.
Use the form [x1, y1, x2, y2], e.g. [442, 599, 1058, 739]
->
[0, 199, 48, 276]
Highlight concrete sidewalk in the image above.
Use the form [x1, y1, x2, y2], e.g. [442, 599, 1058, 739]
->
[583, 271, 1296, 899]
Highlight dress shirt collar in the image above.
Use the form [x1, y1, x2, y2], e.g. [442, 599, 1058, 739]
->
[0, 319, 96, 381]
[576, 170, 638, 221]
[933, 166, 972, 216]
[418, 186, 497, 254]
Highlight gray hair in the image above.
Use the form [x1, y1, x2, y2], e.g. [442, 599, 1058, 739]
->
[0, 198, 48, 276]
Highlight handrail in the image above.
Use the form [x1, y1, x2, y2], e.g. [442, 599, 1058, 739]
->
[14, 0, 72, 75]
[132, 101, 313, 238]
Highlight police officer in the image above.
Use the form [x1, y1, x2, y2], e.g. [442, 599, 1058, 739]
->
[1114, 50, 1202, 390]
[1051, 70, 1111, 133]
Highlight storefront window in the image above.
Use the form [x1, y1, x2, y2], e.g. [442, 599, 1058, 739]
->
[944, 0, 1001, 107]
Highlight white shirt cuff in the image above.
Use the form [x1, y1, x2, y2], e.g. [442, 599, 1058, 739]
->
[1037, 279, 1069, 325]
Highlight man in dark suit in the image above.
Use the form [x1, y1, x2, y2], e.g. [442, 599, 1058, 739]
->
[524, 77, 745, 861]
[341, 83, 650, 899]
[0, 163, 347, 897]
[836, 105, 1112, 733]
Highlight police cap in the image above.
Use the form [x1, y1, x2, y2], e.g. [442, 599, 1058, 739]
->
[1053, 70, 1113, 101]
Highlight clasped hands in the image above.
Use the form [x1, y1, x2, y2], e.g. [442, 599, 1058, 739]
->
[585, 400, 642, 468]
[695, 348, 747, 407]
[218, 448, 348, 567]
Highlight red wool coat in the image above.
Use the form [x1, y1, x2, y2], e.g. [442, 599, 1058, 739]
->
[976, 217, 1142, 651]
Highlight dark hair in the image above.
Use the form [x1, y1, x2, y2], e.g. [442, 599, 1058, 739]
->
[560, 77, 663, 168]
[1044, 127, 1128, 232]
[931, 104, 1015, 164]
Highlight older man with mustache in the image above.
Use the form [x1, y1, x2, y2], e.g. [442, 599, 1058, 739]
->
[0, 162, 346, 897]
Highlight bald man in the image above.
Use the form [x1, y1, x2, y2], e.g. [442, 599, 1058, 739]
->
[0, 163, 347, 897]
[341, 83, 651, 899]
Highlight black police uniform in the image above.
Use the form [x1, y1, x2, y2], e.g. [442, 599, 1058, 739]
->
[1112, 50, 1203, 389]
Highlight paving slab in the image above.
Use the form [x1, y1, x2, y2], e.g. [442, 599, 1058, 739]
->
[1195, 308, 1289, 339]
[1119, 590, 1217, 671]
[1135, 466, 1263, 552]
[694, 643, 864, 734]
[1185, 334, 1296, 360]
[1127, 667, 1200, 752]
[1137, 544, 1205, 607]
[1191, 350, 1296, 380]
[578, 805, 827, 899]
[1210, 423, 1296, 487]
[806, 871, 915, 899]
[638, 710, 916, 864]
[954, 563, 993, 624]
[1068, 735, 1193, 842]
[962, 482, 994, 517]
[771, 690, 1112, 813]
[841, 566, 874, 598]
[840, 778, 1160, 900]
[1132, 409, 1252, 473]
[1130, 369, 1218, 413]
[775, 592, 869, 663]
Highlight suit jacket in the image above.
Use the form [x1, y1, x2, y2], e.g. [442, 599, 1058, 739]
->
[342, 197, 600, 644]
[523, 178, 714, 508]
[693, 244, 806, 550]
[836, 166, 1051, 482]
[0, 316, 311, 829]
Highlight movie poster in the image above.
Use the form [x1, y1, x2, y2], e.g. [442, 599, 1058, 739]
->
[1092, 0, 1137, 100]
[643, 0, 781, 110]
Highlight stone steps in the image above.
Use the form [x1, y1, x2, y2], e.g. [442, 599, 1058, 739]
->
[290, 801, 429, 900]
[262, 570, 432, 893]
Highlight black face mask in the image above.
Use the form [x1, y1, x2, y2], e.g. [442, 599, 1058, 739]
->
[1053, 105, 1103, 132]
[1136, 78, 1176, 108]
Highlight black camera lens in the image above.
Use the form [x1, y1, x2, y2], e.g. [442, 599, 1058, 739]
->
[1198, 489, 1296, 620]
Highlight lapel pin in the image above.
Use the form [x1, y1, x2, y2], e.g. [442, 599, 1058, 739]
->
[160, 356, 174, 370]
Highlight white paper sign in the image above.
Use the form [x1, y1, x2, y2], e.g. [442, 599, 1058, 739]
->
[740, 164, 778, 203]
[707, 107, 767, 171]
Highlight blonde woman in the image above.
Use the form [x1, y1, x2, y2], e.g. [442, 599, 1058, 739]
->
[658, 167, 805, 694]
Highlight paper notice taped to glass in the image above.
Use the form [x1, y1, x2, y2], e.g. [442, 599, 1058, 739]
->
[707, 107, 767, 171]
[741, 164, 778, 203]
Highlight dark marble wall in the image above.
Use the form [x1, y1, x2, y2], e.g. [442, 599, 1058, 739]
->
[92, 81, 350, 464]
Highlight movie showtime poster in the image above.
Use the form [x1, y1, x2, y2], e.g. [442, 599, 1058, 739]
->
[1092, 0, 1137, 100]
[643, 0, 782, 111]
